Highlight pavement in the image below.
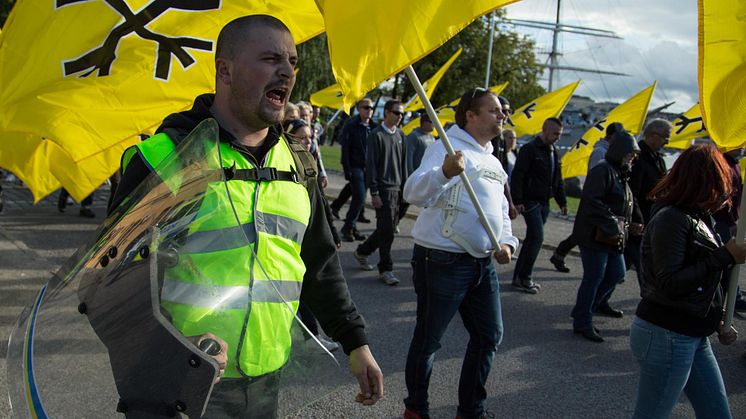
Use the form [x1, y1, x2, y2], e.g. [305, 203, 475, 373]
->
[1, 172, 745, 418]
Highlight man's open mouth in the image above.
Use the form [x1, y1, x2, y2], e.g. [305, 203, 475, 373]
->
[266, 87, 288, 107]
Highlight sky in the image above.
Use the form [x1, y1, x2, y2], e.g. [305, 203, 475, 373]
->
[502, 0, 698, 113]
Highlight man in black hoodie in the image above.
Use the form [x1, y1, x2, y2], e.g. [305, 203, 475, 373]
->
[111, 15, 383, 417]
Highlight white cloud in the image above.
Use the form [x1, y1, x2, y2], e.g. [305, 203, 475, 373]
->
[503, 0, 698, 112]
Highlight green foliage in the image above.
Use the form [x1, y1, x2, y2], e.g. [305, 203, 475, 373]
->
[1, 0, 15, 28]
[292, 33, 336, 103]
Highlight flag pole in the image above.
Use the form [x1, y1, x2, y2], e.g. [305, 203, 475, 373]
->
[485, 11, 496, 89]
[404, 65, 501, 250]
[723, 183, 746, 328]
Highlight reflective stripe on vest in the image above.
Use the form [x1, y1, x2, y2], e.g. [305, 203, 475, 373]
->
[161, 278, 303, 308]
[136, 132, 311, 378]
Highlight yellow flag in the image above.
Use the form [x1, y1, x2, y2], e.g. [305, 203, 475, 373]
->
[404, 48, 463, 112]
[316, 0, 519, 110]
[0, 133, 61, 202]
[667, 103, 708, 149]
[310, 83, 345, 110]
[561, 83, 656, 179]
[508, 81, 580, 137]
[0, 1, 324, 199]
[698, 0, 746, 149]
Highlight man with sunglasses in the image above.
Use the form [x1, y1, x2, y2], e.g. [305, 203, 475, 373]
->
[354, 100, 408, 285]
[334, 98, 378, 241]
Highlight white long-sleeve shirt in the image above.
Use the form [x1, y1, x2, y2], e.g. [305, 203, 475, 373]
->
[403, 125, 519, 258]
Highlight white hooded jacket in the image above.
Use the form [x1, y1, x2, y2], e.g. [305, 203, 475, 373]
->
[403, 124, 519, 258]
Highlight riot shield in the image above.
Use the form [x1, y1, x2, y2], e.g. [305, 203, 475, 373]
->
[7, 119, 349, 418]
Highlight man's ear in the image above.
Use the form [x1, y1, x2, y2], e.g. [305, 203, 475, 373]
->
[215, 58, 232, 86]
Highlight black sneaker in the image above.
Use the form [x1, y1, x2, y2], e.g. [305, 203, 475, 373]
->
[595, 304, 623, 318]
[573, 327, 604, 343]
[357, 215, 371, 224]
[331, 207, 341, 220]
[57, 194, 67, 213]
[341, 229, 355, 242]
[550, 254, 570, 273]
[512, 278, 539, 294]
[79, 207, 95, 218]
[352, 229, 367, 241]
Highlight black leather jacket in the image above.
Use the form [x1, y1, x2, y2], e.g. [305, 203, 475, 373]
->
[510, 136, 566, 207]
[639, 205, 735, 319]
[572, 131, 637, 253]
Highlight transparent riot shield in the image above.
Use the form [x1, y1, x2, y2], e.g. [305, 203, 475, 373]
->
[7, 119, 349, 418]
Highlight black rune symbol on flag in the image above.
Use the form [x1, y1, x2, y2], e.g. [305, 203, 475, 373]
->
[58, 0, 221, 80]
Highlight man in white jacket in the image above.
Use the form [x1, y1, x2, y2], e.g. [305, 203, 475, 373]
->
[401, 88, 519, 419]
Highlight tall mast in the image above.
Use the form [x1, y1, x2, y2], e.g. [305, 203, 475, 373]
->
[548, 0, 561, 91]
[507, 0, 628, 91]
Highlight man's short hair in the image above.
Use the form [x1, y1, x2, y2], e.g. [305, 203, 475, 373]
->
[455, 88, 497, 129]
[643, 118, 673, 138]
[384, 99, 403, 112]
[357, 98, 374, 109]
[544, 117, 563, 127]
[296, 101, 312, 113]
[606, 122, 625, 138]
[420, 111, 432, 124]
[216, 15, 291, 61]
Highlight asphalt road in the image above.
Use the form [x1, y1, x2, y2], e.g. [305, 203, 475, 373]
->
[1, 175, 745, 418]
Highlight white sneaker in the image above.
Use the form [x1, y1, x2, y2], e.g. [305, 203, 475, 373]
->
[316, 336, 339, 352]
[379, 271, 400, 286]
[353, 250, 375, 271]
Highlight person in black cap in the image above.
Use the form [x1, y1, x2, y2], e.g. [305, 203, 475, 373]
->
[550, 122, 626, 274]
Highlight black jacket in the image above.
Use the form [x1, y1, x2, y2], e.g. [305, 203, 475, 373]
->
[111, 94, 368, 354]
[510, 136, 566, 207]
[572, 133, 637, 253]
[340, 115, 378, 174]
[637, 204, 735, 336]
[629, 140, 666, 223]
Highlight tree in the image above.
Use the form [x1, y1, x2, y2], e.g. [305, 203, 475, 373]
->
[1, 0, 15, 28]
[292, 33, 336, 103]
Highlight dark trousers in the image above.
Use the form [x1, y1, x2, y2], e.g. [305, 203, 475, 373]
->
[342, 168, 367, 232]
[714, 220, 743, 302]
[330, 183, 351, 211]
[203, 373, 281, 419]
[58, 188, 93, 206]
[571, 245, 626, 330]
[297, 302, 319, 337]
[357, 190, 399, 273]
[555, 233, 577, 257]
[624, 235, 642, 281]
[404, 245, 502, 419]
[514, 202, 550, 281]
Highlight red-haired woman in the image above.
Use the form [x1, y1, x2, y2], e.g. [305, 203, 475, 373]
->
[630, 144, 746, 418]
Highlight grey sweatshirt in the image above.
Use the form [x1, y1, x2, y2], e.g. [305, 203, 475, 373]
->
[365, 124, 407, 194]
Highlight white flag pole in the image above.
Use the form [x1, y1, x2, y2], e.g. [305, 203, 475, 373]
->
[723, 186, 746, 328]
[403, 65, 500, 250]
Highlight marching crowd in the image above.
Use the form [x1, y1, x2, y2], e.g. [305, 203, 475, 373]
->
[281, 86, 746, 419]
[4, 15, 743, 419]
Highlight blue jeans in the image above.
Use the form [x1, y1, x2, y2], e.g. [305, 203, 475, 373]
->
[342, 167, 366, 231]
[513, 202, 550, 281]
[404, 245, 503, 419]
[571, 245, 626, 329]
[630, 317, 731, 419]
